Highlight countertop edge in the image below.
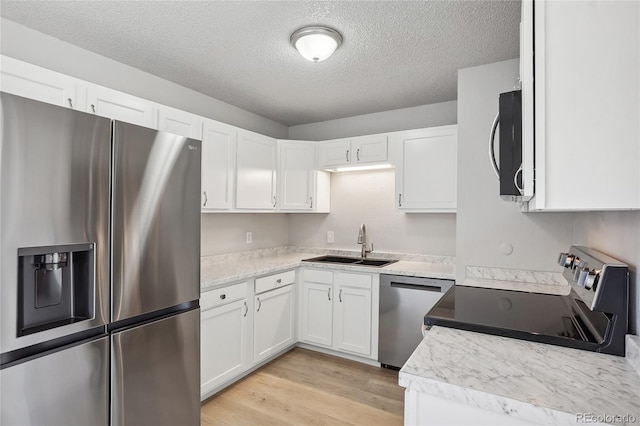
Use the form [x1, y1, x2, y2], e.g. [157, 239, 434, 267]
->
[398, 370, 577, 425]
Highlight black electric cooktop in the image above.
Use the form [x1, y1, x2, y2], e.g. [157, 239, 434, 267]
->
[424, 285, 611, 352]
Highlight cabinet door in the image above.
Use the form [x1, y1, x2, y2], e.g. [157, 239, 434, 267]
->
[334, 285, 372, 356]
[278, 140, 315, 211]
[300, 282, 333, 347]
[236, 131, 277, 210]
[525, 0, 640, 211]
[318, 139, 351, 167]
[200, 299, 249, 399]
[86, 84, 156, 128]
[157, 106, 203, 139]
[395, 126, 457, 212]
[253, 285, 294, 363]
[0, 56, 78, 109]
[352, 134, 388, 163]
[202, 120, 236, 211]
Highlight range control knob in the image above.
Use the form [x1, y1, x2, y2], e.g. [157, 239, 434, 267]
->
[573, 261, 588, 281]
[584, 270, 600, 290]
[558, 253, 575, 268]
[576, 267, 590, 287]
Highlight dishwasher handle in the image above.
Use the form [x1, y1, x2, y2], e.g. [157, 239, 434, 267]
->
[390, 282, 444, 292]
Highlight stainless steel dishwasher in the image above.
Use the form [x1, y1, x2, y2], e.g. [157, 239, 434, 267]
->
[378, 274, 454, 369]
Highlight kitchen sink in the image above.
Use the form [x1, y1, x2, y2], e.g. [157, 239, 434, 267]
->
[302, 255, 398, 268]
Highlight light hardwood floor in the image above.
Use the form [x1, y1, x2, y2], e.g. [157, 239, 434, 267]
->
[201, 348, 404, 426]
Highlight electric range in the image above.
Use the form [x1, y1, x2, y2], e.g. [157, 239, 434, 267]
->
[425, 246, 629, 356]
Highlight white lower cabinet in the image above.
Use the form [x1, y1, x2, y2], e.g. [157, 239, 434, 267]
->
[253, 282, 295, 363]
[200, 282, 249, 400]
[300, 269, 374, 358]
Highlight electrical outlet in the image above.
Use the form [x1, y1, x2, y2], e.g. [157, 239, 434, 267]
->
[327, 231, 334, 244]
[246, 231, 252, 244]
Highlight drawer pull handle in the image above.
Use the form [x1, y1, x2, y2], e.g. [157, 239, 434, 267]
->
[356, 148, 360, 161]
[220, 294, 226, 300]
[257, 297, 262, 312]
[67, 98, 73, 108]
[91, 104, 96, 114]
[243, 301, 248, 317]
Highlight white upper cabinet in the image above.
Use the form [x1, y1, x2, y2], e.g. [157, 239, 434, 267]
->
[277, 140, 315, 211]
[523, 0, 640, 211]
[235, 130, 277, 210]
[351, 134, 388, 164]
[85, 84, 156, 128]
[0, 56, 79, 109]
[201, 120, 236, 211]
[157, 106, 203, 139]
[318, 134, 388, 168]
[393, 126, 457, 212]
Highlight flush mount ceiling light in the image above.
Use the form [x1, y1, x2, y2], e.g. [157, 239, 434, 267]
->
[290, 26, 343, 62]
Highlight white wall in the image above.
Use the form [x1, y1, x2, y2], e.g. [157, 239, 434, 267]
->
[201, 214, 289, 257]
[574, 212, 640, 335]
[455, 59, 575, 282]
[0, 18, 288, 138]
[288, 101, 457, 140]
[288, 169, 456, 256]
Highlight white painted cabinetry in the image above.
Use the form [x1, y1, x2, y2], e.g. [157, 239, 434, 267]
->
[277, 140, 331, 212]
[393, 125, 457, 212]
[200, 281, 249, 400]
[201, 120, 236, 211]
[333, 272, 372, 356]
[318, 134, 388, 169]
[236, 130, 277, 210]
[0, 56, 79, 109]
[522, 1, 640, 211]
[253, 271, 296, 363]
[157, 106, 203, 139]
[277, 140, 315, 211]
[85, 84, 156, 128]
[300, 269, 375, 359]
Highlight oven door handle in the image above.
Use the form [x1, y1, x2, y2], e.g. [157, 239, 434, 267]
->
[390, 282, 443, 292]
[489, 111, 500, 179]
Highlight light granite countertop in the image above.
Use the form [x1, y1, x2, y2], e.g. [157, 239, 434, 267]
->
[400, 327, 640, 425]
[200, 247, 456, 291]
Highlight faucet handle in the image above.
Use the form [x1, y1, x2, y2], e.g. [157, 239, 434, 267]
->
[370, 243, 374, 253]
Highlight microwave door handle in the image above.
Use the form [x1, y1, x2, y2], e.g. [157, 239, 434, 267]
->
[489, 112, 500, 179]
[514, 164, 524, 195]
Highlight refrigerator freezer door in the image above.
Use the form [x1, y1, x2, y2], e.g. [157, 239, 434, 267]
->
[1, 336, 109, 426]
[0, 93, 111, 353]
[111, 308, 200, 426]
[112, 122, 201, 321]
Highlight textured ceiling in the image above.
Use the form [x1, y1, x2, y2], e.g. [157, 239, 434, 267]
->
[0, 1, 520, 126]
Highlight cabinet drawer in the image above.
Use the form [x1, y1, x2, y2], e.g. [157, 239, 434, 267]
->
[303, 269, 333, 285]
[255, 270, 295, 294]
[201, 281, 247, 311]
[334, 272, 372, 290]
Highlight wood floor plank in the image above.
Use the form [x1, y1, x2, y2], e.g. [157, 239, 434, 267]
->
[201, 348, 404, 425]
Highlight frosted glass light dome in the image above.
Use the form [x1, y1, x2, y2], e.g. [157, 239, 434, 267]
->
[290, 26, 343, 62]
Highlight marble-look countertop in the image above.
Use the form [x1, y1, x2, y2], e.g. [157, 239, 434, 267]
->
[200, 248, 456, 291]
[400, 327, 640, 425]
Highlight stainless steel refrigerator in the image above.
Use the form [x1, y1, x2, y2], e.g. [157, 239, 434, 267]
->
[0, 93, 201, 426]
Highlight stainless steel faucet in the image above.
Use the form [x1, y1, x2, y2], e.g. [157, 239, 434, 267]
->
[357, 223, 373, 259]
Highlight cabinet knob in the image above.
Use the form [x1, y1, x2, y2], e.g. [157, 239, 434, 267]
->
[273, 196, 277, 208]
[356, 148, 360, 161]
[276, 278, 282, 284]
[243, 301, 248, 317]
[67, 98, 73, 108]
[220, 294, 226, 300]
[346, 149, 350, 162]
[90, 104, 96, 114]
[203, 191, 208, 207]
[256, 297, 262, 312]
[309, 196, 313, 209]
[339, 289, 343, 303]
[398, 193, 402, 207]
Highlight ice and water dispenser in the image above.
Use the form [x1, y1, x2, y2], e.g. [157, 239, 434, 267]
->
[18, 243, 95, 336]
